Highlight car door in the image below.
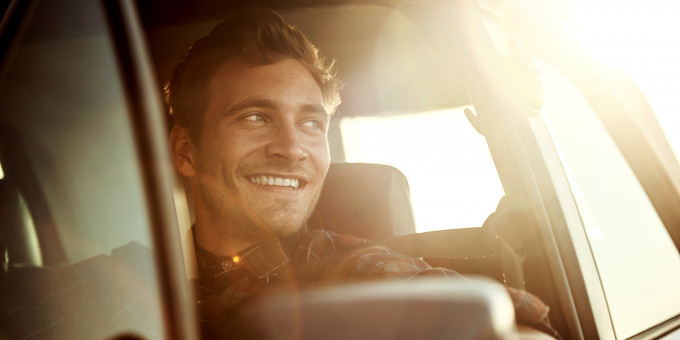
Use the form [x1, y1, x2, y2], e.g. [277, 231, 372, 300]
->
[0, 1, 198, 339]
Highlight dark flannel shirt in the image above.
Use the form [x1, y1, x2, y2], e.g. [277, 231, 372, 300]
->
[194, 229, 559, 338]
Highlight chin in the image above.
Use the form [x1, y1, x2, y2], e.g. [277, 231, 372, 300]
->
[263, 212, 309, 236]
[253, 199, 319, 237]
[269, 220, 305, 236]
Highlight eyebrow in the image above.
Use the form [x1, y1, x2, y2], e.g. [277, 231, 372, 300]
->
[227, 97, 328, 117]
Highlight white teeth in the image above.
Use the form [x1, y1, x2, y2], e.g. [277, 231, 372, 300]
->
[249, 176, 301, 189]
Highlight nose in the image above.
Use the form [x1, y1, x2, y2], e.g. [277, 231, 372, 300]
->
[265, 122, 308, 162]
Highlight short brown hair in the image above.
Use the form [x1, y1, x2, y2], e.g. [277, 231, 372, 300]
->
[164, 8, 342, 142]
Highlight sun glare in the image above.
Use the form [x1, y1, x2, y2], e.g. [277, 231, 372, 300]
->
[341, 108, 505, 233]
[565, 0, 680, 159]
[539, 2, 680, 336]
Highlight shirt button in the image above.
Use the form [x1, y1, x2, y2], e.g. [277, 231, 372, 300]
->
[221, 259, 233, 272]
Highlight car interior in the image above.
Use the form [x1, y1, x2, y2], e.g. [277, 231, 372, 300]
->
[144, 0, 553, 323]
[11, 0, 675, 338]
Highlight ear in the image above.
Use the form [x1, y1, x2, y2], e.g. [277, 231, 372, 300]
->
[169, 126, 197, 177]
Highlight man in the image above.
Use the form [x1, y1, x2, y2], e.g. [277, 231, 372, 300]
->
[166, 8, 558, 339]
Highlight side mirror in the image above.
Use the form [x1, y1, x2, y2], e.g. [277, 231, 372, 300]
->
[240, 277, 516, 340]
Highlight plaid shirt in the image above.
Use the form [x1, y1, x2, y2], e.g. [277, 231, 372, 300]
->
[195, 229, 559, 338]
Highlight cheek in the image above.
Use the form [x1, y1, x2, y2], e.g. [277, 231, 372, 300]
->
[311, 139, 331, 172]
[196, 134, 241, 174]
[209, 125, 256, 156]
[216, 132, 270, 175]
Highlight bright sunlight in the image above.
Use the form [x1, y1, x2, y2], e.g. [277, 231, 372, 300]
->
[341, 108, 505, 233]
[565, 0, 680, 159]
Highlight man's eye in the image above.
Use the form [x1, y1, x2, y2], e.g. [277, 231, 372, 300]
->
[244, 113, 265, 122]
[302, 119, 323, 129]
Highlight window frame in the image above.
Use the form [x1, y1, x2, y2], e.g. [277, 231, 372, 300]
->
[104, 1, 199, 339]
[508, 19, 680, 340]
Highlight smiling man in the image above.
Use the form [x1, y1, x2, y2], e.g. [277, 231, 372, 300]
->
[166, 8, 558, 339]
[167, 10, 341, 258]
[173, 56, 332, 256]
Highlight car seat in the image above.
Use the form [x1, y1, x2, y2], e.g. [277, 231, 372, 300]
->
[307, 162, 417, 240]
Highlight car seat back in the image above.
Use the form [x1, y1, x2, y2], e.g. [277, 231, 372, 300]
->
[307, 162, 417, 240]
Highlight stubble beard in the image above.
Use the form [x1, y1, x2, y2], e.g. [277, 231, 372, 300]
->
[196, 157, 323, 244]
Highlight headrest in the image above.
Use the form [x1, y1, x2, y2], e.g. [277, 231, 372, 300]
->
[307, 163, 416, 240]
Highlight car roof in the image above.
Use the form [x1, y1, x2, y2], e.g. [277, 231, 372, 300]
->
[141, 1, 471, 117]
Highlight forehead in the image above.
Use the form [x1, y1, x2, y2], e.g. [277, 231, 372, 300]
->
[204, 56, 324, 112]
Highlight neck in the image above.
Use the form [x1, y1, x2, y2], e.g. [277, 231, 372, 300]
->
[194, 221, 254, 257]
[190, 184, 271, 256]
[193, 208, 283, 257]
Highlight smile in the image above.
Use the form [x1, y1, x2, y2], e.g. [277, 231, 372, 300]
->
[249, 175, 300, 189]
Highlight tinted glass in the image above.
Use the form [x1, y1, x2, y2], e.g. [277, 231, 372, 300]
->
[0, 1, 165, 338]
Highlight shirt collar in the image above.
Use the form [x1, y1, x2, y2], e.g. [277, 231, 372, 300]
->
[193, 227, 304, 290]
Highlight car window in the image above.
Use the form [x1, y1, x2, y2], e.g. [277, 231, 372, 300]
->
[538, 61, 680, 338]
[0, 1, 165, 339]
[341, 107, 504, 233]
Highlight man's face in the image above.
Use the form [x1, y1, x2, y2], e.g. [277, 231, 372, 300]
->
[190, 57, 330, 239]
